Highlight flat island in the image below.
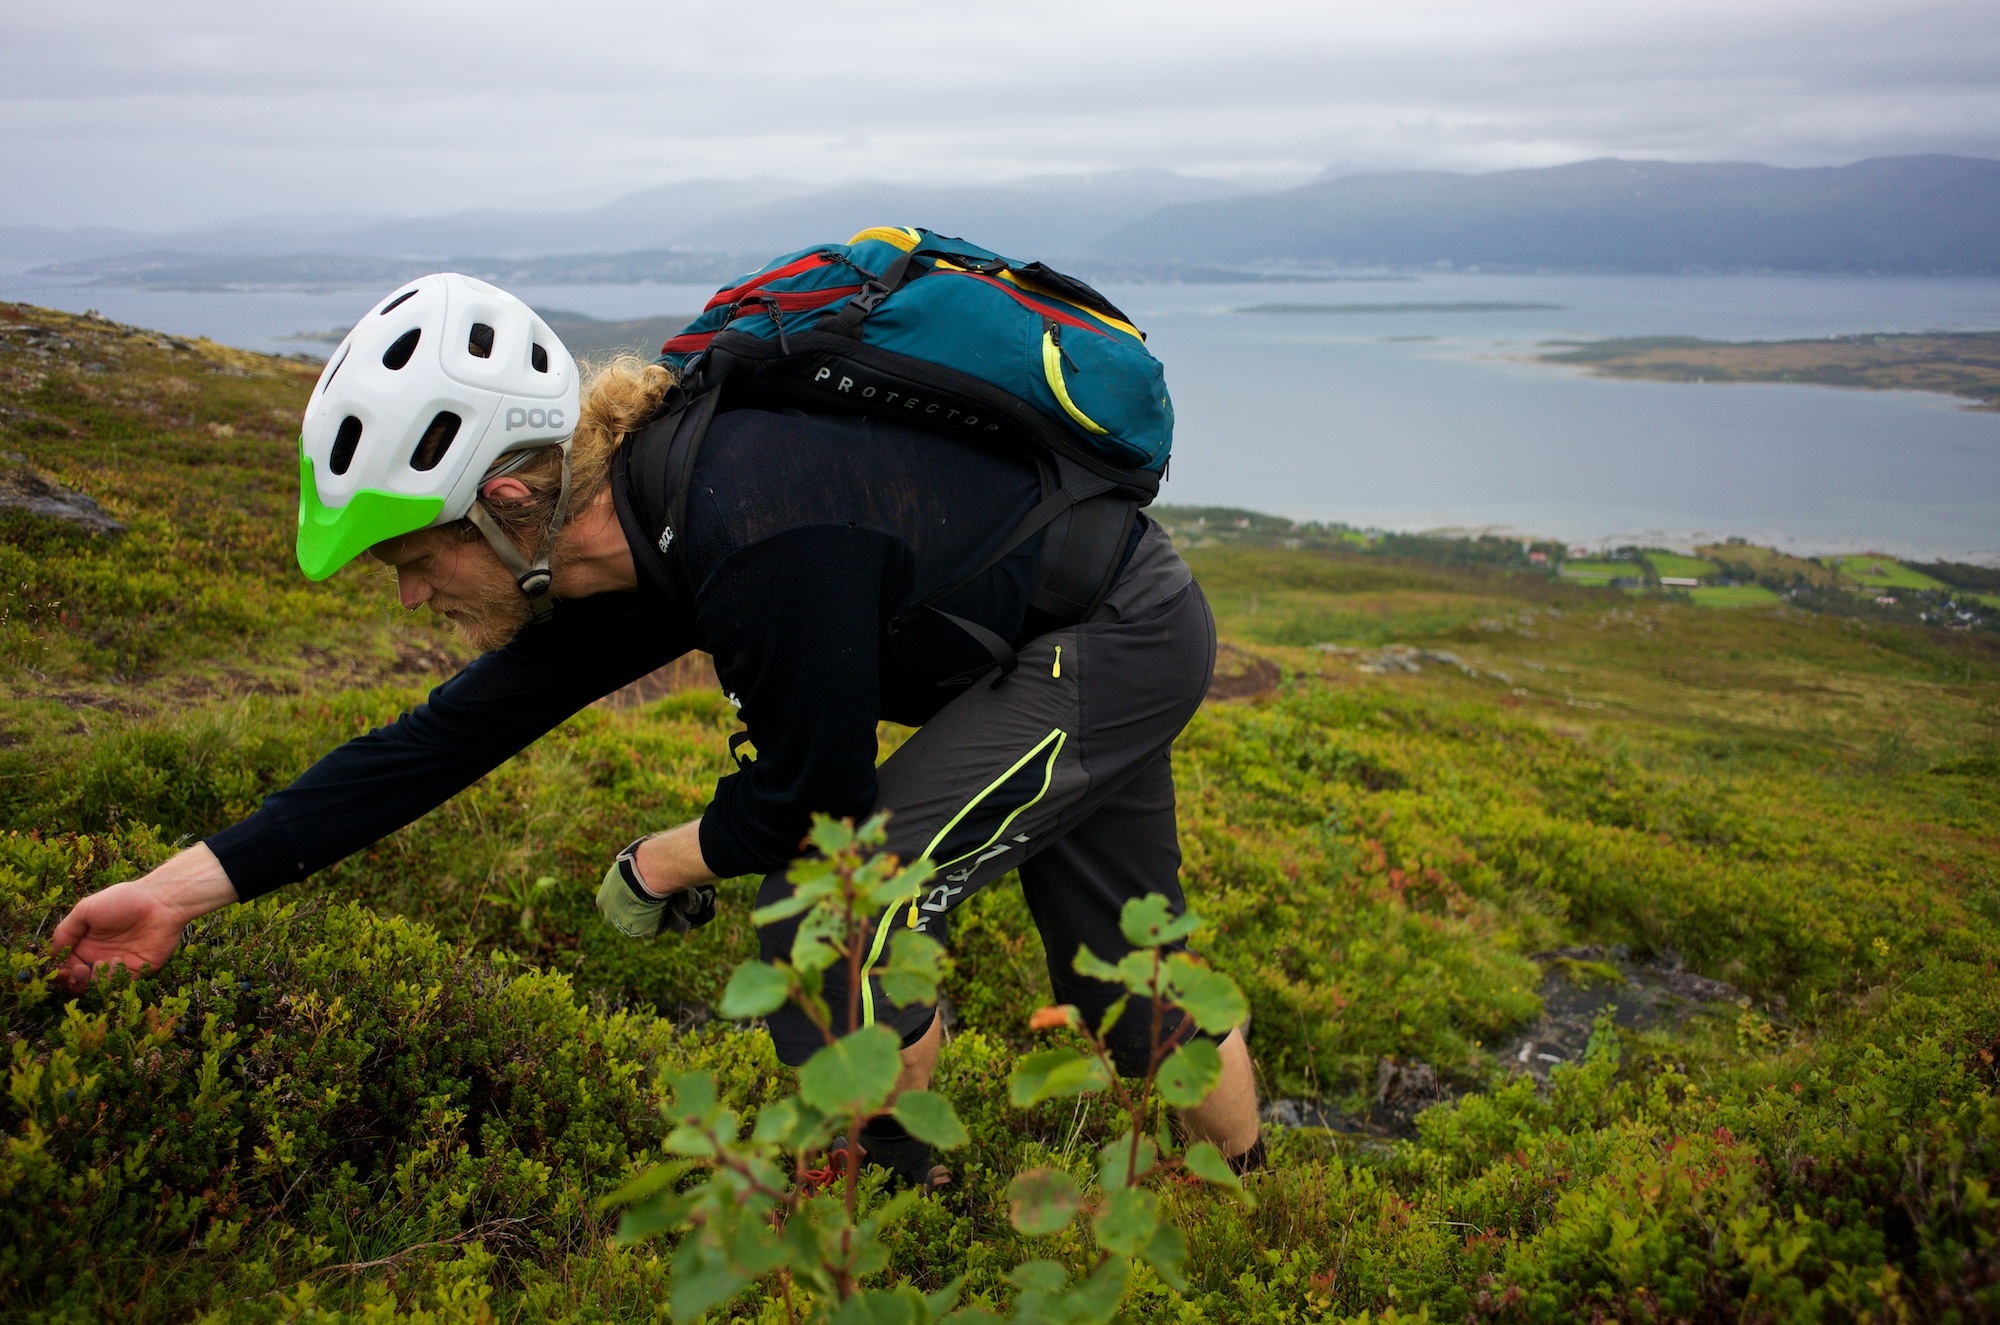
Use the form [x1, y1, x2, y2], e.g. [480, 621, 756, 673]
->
[1540, 331, 2000, 410]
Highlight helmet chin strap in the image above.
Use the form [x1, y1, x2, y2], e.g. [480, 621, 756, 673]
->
[464, 438, 574, 622]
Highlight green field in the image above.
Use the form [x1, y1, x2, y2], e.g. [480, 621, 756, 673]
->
[1644, 552, 1720, 581]
[1834, 553, 1949, 591]
[1556, 559, 1638, 581]
[5, 304, 2000, 1322]
[1689, 583, 1784, 608]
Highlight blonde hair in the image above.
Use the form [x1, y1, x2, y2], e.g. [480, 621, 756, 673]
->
[451, 353, 677, 548]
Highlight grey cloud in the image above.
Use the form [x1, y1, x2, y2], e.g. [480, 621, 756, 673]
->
[2, 0, 1995, 228]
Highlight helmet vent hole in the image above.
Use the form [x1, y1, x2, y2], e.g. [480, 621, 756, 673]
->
[329, 416, 363, 475]
[530, 343, 549, 373]
[381, 328, 421, 370]
[319, 345, 350, 394]
[379, 288, 419, 316]
[409, 411, 462, 472]
[468, 323, 495, 359]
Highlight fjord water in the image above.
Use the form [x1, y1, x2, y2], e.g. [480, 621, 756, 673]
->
[9, 268, 1998, 559]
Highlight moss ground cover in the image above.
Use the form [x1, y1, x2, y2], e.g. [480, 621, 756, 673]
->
[4, 305, 2000, 1320]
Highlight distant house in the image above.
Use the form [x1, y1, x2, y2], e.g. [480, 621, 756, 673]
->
[1528, 551, 1548, 564]
[1660, 576, 1701, 588]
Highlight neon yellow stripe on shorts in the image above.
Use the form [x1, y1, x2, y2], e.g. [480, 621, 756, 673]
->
[858, 727, 1069, 1027]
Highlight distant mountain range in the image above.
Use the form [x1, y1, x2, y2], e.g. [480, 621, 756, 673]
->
[9, 155, 1998, 283]
[0, 170, 1247, 268]
[1098, 155, 2000, 274]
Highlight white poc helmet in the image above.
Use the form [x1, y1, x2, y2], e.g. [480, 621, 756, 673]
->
[298, 272, 580, 610]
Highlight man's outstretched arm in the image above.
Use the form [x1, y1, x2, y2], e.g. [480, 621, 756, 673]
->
[49, 842, 237, 989]
[50, 591, 688, 985]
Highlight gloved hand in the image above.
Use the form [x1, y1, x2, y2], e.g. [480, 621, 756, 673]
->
[595, 836, 718, 938]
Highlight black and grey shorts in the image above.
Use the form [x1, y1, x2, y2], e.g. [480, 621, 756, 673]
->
[756, 521, 1220, 1075]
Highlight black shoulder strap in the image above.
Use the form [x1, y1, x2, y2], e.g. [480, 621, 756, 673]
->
[616, 385, 723, 605]
[895, 454, 1130, 687]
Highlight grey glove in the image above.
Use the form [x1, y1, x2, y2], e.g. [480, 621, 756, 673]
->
[594, 837, 718, 938]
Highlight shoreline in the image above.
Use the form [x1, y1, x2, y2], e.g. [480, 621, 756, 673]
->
[1537, 331, 2000, 411]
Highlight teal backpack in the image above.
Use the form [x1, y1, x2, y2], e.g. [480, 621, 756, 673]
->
[658, 225, 1172, 489]
[630, 228, 1176, 681]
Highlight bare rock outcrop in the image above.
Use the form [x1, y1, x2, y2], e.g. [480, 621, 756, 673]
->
[0, 452, 123, 537]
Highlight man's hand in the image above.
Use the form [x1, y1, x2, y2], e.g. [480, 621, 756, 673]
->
[48, 843, 239, 989]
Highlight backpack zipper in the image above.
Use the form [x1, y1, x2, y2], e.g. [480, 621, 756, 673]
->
[1041, 319, 1109, 436]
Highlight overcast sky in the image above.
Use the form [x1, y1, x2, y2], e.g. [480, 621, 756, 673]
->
[5, 0, 1998, 229]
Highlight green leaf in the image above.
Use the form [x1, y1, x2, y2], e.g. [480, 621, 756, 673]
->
[1154, 1038, 1224, 1108]
[750, 893, 813, 926]
[1097, 1133, 1158, 1190]
[1091, 1185, 1159, 1258]
[1118, 894, 1201, 949]
[855, 810, 892, 848]
[873, 856, 936, 911]
[750, 1096, 808, 1145]
[615, 1188, 695, 1242]
[831, 1288, 920, 1325]
[879, 929, 944, 1008]
[1141, 1220, 1189, 1292]
[892, 1089, 969, 1149]
[1006, 1260, 1069, 1293]
[798, 1025, 902, 1116]
[718, 961, 792, 1018]
[1164, 955, 1248, 1033]
[1007, 1167, 1082, 1236]
[665, 1071, 717, 1121]
[1009, 1048, 1111, 1108]
[1055, 1258, 1131, 1325]
[791, 904, 848, 975]
[664, 1122, 720, 1158]
[807, 815, 857, 857]
[1097, 995, 1128, 1042]
[924, 1276, 966, 1319]
[595, 1159, 689, 1213]
[1071, 946, 1122, 982]
[1182, 1140, 1252, 1204]
[669, 1234, 752, 1323]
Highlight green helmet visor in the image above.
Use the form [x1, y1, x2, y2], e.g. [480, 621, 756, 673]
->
[296, 448, 445, 581]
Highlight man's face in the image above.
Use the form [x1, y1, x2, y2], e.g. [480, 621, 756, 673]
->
[370, 526, 529, 652]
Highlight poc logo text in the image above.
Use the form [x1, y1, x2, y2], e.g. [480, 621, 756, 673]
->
[505, 407, 564, 432]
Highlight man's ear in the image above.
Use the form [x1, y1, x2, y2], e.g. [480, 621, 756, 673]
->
[480, 476, 533, 505]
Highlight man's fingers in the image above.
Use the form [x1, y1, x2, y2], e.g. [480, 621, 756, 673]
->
[48, 908, 87, 955]
[57, 953, 93, 990]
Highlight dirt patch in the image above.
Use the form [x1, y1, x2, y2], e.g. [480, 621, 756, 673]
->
[1496, 944, 1743, 1082]
[1263, 943, 1746, 1140]
[1206, 643, 1281, 701]
[392, 639, 463, 677]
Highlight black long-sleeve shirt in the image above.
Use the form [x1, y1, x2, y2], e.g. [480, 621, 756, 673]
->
[208, 408, 1082, 896]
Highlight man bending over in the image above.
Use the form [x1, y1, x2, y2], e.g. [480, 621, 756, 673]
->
[50, 273, 1262, 1189]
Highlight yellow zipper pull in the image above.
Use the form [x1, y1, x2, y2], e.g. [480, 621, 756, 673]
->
[906, 896, 921, 927]
[1052, 646, 1062, 678]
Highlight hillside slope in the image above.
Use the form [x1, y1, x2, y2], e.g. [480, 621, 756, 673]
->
[4, 305, 1999, 1320]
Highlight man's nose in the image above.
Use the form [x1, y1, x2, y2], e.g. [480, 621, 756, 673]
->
[396, 567, 432, 610]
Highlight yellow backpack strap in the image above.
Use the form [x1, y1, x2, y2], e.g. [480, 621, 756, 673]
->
[847, 226, 922, 251]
